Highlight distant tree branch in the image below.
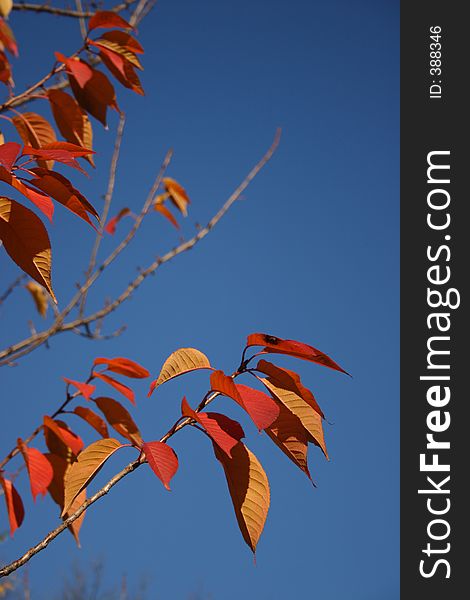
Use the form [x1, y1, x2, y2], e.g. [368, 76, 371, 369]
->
[0, 129, 281, 367]
[0, 274, 26, 306]
[12, 1, 138, 18]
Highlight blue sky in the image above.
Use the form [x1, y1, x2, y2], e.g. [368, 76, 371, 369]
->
[1, 1, 399, 598]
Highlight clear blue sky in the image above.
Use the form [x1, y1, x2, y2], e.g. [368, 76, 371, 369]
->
[1, 1, 399, 598]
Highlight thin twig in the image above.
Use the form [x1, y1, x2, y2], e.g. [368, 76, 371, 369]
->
[0, 130, 281, 366]
[79, 115, 126, 318]
[0, 274, 26, 306]
[12, 1, 137, 18]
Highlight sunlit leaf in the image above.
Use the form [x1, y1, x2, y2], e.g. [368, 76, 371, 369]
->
[0, 476, 24, 537]
[163, 177, 190, 216]
[94, 396, 142, 446]
[142, 441, 178, 491]
[88, 11, 133, 32]
[17, 438, 54, 500]
[25, 280, 48, 317]
[43, 416, 84, 457]
[214, 442, 270, 554]
[63, 377, 96, 401]
[93, 371, 135, 405]
[62, 438, 123, 515]
[148, 348, 212, 395]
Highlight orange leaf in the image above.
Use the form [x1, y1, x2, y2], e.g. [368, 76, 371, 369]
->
[246, 333, 349, 375]
[93, 396, 142, 446]
[0, 196, 56, 301]
[260, 377, 328, 458]
[25, 280, 49, 317]
[148, 347, 212, 395]
[209, 371, 279, 430]
[43, 416, 84, 456]
[181, 396, 244, 458]
[214, 442, 270, 554]
[17, 438, 54, 500]
[93, 356, 149, 378]
[64, 488, 86, 547]
[62, 438, 123, 515]
[100, 31, 143, 54]
[88, 11, 133, 32]
[142, 441, 178, 491]
[0, 168, 54, 221]
[0, 476, 25, 537]
[0, 18, 18, 56]
[93, 371, 135, 405]
[73, 406, 109, 438]
[163, 177, 190, 216]
[154, 203, 179, 229]
[264, 399, 312, 480]
[256, 359, 324, 419]
[12, 112, 57, 169]
[63, 377, 96, 400]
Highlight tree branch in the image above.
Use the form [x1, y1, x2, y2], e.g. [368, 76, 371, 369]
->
[0, 129, 280, 367]
[0, 274, 26, 306]
[12, 1, 138, 18]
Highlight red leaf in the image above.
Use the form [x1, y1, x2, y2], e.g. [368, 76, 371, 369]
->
[69, 63, 119, 127]
[93, 371, 135, 404]
[181, 396, 244, 457]
[256, 359, 324, 419]
[98, 48, 144, 95]
[21, 144, 93, 174]
[88, 11, 133, 32]
[0, 142, 21, 171]
[55, 53, 93, 88]
[0, 50, 12, 86]
[142, 441, 178, 490]
[93, 356, 149, 378]
[28, 168, 98, 227]
[17, 438, 54, 501]
[246, 333, 349, 375]
[104, 208, 131, 234]
[210, 371, 279, 430]
[0, 167, 54, 221]
[93, 397, 142, 446]
[73, 406, 109, 438]
[63, 377, 96, 400]
[0, 476, 25, 537]
[43, 416, 84, 456]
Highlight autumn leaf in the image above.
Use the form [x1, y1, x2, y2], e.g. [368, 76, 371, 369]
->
[104, 207, 131, 234]
[142, 441, 178, 491]
[0, 167, 54, 221]
[43, 416, 84, 457]
[0, 49, 12, 86]
[55, 53, 92, 88]
[0, 17, 17, 56]
[63, 377, 96, 401]
[93, 356, 149, 378]
[28, 168, 99, 227]
[163, 177, 190, 216]
[87, 11, 133, 32]
[63, 488, 86, 547]
[98, 49, 144, 95]
[25, 280, 48, 317]
[154, 203, 179, 229]
[62, 438, 123, 515]
[68, 62, 120, 127]
[0, 141, 21, 171]
[100, 31, 143, 55]
[0, 196, 56, 301]
[48, 89, 94, 165]
[260, 377, 328, 458]
[264, 399, 312, 480]
[22, 142, 94, 173]
[214, 442, 270, 554]
[181, 396, 244, 458]
[73, 406, 109, 438]
[17, 438, 54, 501]
[94, 396, 142, 446]
[246, 333, 349, 375]
[256, 359, 324, 419]
[12, 112, 56, 169]
[209, 371, 279, 430]
[148, 348, 212, 395]
[0, 476, 25, 537]
[93, 371, 135, 405]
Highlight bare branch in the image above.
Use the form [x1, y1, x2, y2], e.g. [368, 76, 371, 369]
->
[12, 1, 138, 18]
[79, 114, 126, 318]
[0, 130, 281, 366]
[0, 274, 26, 306]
